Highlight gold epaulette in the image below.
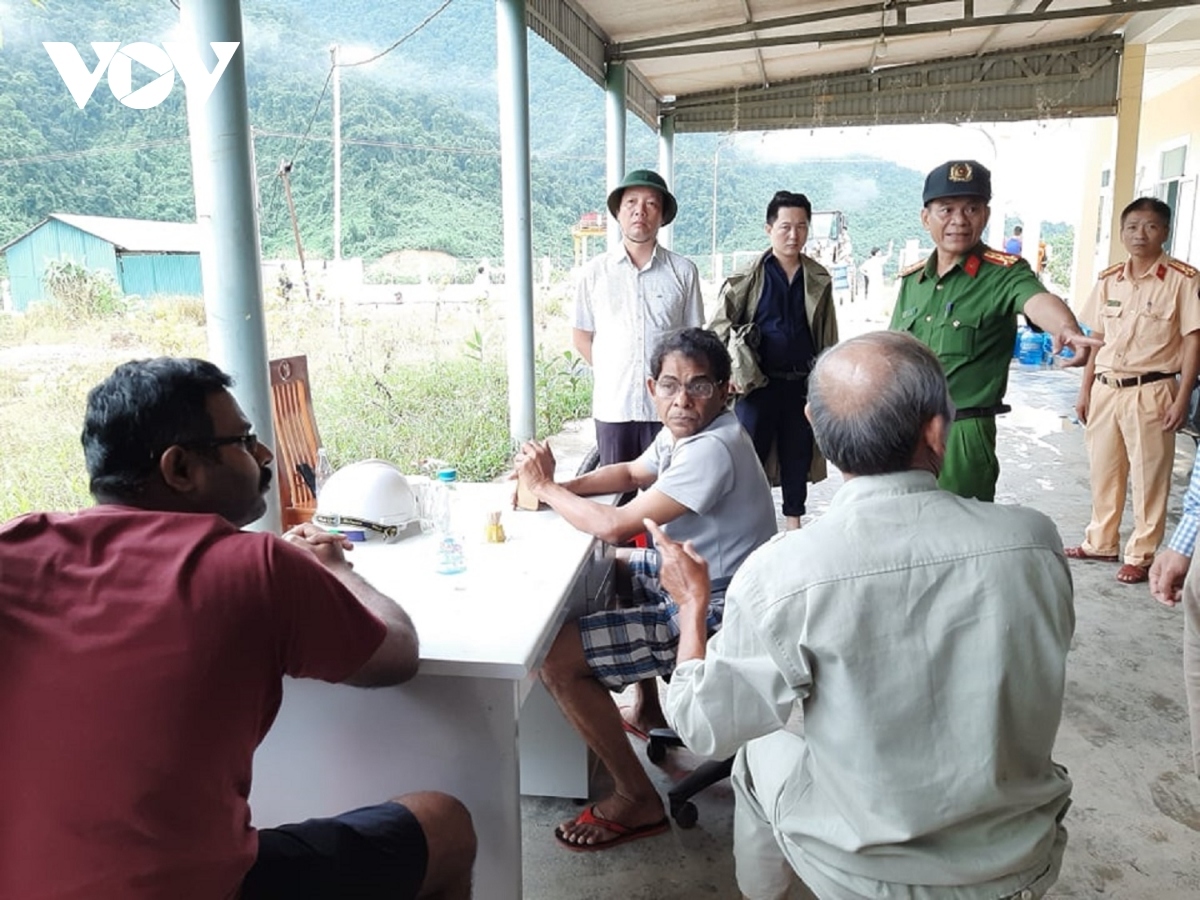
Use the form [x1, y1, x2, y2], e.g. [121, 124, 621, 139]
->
[900, 259, 925, 277]
[981, 247, 1020, 268]
[1098, 262, 1124, 280]
[1168, 258, 1199, 279]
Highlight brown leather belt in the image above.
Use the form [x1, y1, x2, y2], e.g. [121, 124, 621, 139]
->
[1094, 371, 1176, 389]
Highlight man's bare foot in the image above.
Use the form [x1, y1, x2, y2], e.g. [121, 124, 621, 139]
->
[555, 792, 667, 847]
[785, 515, 802, 530]
[618, 707, 663, 740]
[619, 682, 669, 737]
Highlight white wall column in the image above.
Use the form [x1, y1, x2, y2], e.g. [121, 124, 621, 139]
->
[657, 113, 675, 250]
[1109, 42, 1146, 265]
[496, 0, 536, 445]
[605, 61, 627, 250]
[180, 0, 278, 532]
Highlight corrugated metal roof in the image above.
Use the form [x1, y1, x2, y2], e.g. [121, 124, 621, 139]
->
[670, 37, 1124, 131]
[47, 214, 200, 253]
[532, 1, 1200, 131]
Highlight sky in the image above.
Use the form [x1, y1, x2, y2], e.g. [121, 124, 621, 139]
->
[747, 117, 1101, 229]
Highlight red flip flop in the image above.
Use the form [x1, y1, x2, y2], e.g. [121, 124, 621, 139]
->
[554, 805, 670, 852]
[621, 719, 649, 741]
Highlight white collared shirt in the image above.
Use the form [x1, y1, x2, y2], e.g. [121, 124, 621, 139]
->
[574, 242, 704, 422]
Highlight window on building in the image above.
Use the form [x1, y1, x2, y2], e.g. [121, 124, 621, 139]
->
[1096, 169, 1112, 247]
[1156, 145, 1189, 253]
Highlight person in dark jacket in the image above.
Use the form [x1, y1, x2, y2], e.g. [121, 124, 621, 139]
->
[709, 190, 839, 529]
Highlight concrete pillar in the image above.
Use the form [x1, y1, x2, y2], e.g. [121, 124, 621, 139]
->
[605, 61, 627, 250]
[180, 0, 279, 533]
[658, 113, 675, 250]
[1108, 42, 1146, 265]
[496, 0, 536, 445]
[331, 43, 342, 262]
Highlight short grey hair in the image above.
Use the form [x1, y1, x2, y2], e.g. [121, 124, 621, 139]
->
[808, 332, 954, 476]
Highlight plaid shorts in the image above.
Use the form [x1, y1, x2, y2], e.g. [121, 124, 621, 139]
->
[578, 548, 726, 690]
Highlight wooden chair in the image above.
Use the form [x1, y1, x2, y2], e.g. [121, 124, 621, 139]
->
[269, 355, 322, 530]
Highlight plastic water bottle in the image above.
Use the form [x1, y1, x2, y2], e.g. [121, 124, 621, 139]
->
[1041, 332, 1056, 366]
[1056, 322, 1089, 363]
[314, 447, 334, 498]
[1017, 328, 1044, 367]
[433, 468, 466, 575]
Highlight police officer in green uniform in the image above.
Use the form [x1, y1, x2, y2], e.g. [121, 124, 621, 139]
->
[890, 160, 1101, 501]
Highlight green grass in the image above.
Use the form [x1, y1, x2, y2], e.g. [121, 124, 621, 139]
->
[317, 356, 588, 483]
[0, 289, 590, 519]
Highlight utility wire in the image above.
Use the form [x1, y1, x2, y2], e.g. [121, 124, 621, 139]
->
[338, 0, 456, 68]
[0, 130, 609, 167]
[288, 66, 334, 168]
[0, 138, 189, 167]
[255, 128, 499, 157]
[288, 0, 456, 167]
[252, 128, 607, 163]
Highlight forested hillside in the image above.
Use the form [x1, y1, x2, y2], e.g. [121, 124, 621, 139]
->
[0, 0, 1014, 277]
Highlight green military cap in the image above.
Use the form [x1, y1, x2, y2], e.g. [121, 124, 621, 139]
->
[922, 160, 992, 205]
[607, 169, 678, 226]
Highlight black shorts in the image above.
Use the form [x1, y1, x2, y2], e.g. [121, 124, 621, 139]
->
[241, 802, 428, 900]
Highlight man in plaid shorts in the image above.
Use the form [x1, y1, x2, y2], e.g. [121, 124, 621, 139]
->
[514, 327, 777, 851]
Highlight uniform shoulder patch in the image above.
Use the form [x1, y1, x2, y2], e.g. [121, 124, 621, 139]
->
[981, 248, 1019, 268]
[1168, 258, 1199, 279]
[900, 259, 925, 277]
[1099, 262, 1124, 280]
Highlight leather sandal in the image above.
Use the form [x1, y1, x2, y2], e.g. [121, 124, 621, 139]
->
[1116, 563, 1150, 584]
[1063, 546, 1119, 562]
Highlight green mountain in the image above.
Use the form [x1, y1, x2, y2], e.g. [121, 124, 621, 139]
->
[0, 0, 1008, 278]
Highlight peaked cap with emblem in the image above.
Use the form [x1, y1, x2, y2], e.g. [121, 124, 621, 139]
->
[923, 159, 992, 205]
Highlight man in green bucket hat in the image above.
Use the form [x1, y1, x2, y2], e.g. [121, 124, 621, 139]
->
[574, 169, 704, 466]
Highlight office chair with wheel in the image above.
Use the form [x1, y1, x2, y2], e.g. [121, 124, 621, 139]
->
[646, 728, 735, 828]
[641, 579, 735, 829]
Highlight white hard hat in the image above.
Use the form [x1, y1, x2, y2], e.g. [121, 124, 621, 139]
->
[313, 458, 416, 542]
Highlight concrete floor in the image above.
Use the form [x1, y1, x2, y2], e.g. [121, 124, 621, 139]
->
[520, 308, 1200, 899]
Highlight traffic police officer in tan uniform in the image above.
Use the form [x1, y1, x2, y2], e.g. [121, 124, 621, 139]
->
[890, 159, 1101, 501]
[1067, 197, 1200, 584]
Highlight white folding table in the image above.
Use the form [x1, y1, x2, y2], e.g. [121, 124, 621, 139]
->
[250, 482, 614, 900]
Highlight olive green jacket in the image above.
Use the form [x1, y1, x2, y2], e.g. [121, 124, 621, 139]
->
[708, 251, 838, 485]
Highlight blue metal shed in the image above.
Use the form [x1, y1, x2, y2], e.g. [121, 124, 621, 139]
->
[1, 214, 202, 312]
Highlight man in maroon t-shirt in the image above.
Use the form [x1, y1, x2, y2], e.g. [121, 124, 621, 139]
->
[0, 357, 476, 900]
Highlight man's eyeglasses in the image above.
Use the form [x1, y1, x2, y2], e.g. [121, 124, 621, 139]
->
[150, 434, 261, 463]
[188, 434, 260, 453]
[654, 378, 722, 400]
